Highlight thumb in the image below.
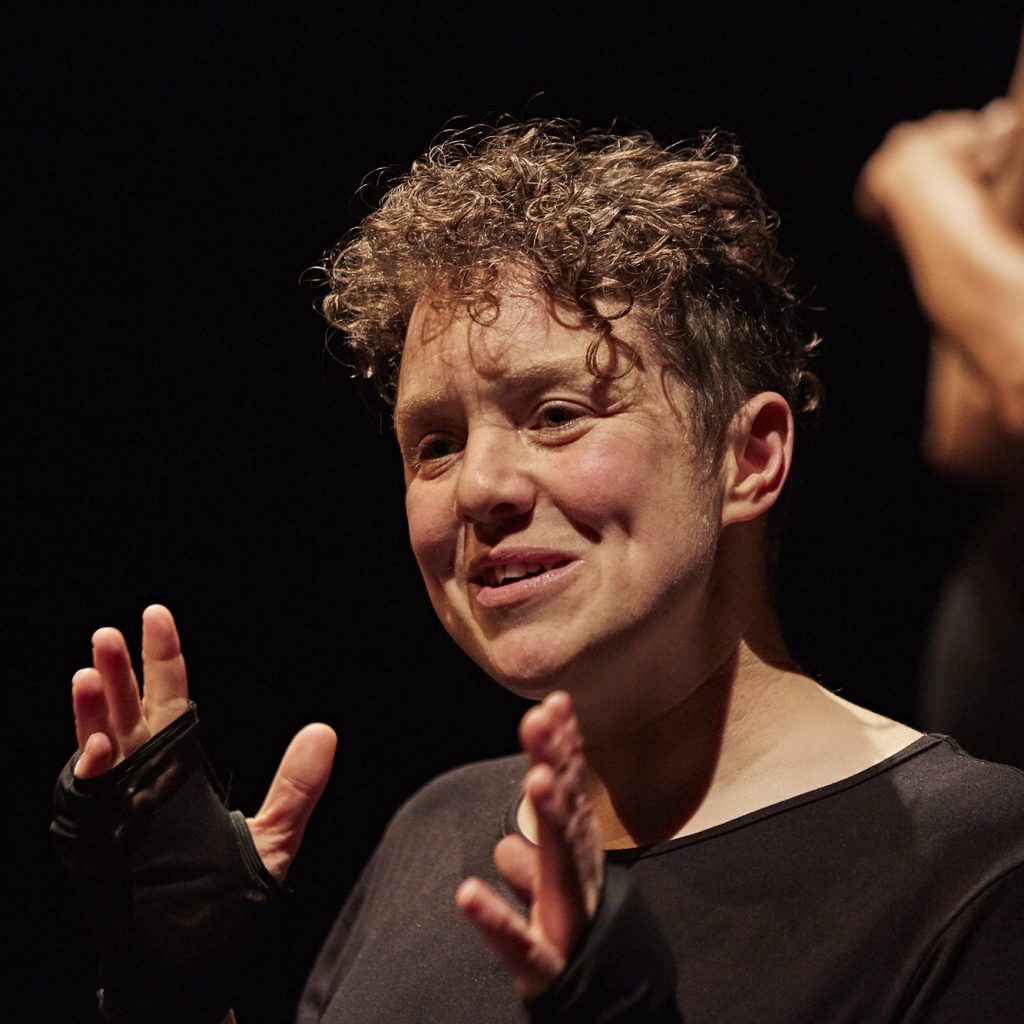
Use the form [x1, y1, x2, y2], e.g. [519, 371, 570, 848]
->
[247, 723, 337, 882]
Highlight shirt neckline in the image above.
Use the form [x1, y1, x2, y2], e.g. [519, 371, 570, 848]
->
[502, 733, 946, 859]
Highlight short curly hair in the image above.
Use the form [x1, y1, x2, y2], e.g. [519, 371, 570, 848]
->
[320, 120, 819, 453]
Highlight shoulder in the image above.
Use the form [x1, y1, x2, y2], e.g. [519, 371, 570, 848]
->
[888, 736, 1024, 866]
[901, 736, 1024, 810]
[340, 753, 527, 907]
[383, 752, 527, 840]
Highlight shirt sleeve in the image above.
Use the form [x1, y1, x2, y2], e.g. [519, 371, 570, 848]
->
[902, 861, 1024, 1023]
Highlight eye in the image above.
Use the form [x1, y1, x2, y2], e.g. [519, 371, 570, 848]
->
[417, 436, 462, 460]
[535, 402, 586, 430]
[414, 435, 461, 463]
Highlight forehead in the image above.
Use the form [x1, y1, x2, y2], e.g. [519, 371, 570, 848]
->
[395, 289, 637, 413]
[403, 290, 581, 377]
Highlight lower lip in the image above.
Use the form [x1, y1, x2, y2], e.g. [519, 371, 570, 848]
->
[470, 560, 582, 609]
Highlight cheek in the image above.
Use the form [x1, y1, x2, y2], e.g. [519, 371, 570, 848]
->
[551, 436, 660, 523]
[405, 484, 455, 578]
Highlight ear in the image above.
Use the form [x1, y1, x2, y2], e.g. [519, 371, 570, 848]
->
[720, 392, 794, 528]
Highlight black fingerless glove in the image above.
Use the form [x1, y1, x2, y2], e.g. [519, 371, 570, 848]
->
[524, 863, 684, 1024]
[51, 704, 282, 1024]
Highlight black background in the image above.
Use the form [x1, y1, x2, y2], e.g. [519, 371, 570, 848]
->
[7, 4, 1022, 1021]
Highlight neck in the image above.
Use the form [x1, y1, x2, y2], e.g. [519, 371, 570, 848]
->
[569, 523, 799, 846]
[577, 626, 802, 848]
[526, 618, 917, 849]
[517, 523, 919, 849]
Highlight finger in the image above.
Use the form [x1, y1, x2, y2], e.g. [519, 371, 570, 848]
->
[521, 695, 586, 833]
[76, 731, 116, 779]
[92, 627, 147, 754]
[72, 667, 110, 754]
[248, 723, 337, 882]
[562, 785, 603, 916]
[529, 696, 604, 940]
[456, 877, 564, 998]
[527, 762, 592, 953]
[494, 834, 539, 907]
[141, 605, 191, 732]
[72, 668, 118, 778]
[520, 691, 576, 770]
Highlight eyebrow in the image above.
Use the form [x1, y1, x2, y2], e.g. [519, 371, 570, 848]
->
[392, 391, 451, 439]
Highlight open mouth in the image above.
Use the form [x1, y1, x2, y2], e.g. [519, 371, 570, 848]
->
[476, 560, 571, 587]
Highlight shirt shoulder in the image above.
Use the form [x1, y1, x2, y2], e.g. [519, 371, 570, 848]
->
[380, 752, 527, 848]
[896, 736, 1024, 854]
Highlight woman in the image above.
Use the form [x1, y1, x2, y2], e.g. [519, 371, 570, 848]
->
[55, 123, 1024, 1023]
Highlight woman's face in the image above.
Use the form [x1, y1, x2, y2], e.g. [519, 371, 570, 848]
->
[394, 288, 725, 702]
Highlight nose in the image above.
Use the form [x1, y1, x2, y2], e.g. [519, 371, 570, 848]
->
[454, 426, 536, 525]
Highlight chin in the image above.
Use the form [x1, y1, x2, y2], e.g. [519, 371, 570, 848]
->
[464, 639, 578, 701]
[485, 644, 608, 704]
[490, 670, 565, 702]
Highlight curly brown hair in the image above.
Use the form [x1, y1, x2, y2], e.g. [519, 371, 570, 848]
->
[320, 120, 819, 452]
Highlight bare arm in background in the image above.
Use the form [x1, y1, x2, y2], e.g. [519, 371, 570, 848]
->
[856, 58, 1024, 482]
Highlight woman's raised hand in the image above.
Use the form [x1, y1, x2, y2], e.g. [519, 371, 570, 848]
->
[69, 604, 336, 882]
[456, 691, 604, 997]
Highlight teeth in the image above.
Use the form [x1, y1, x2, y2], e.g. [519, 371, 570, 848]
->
[483, 561, 549, 586]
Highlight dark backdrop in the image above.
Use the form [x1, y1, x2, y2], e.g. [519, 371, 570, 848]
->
[8, 4, 1021, 1021]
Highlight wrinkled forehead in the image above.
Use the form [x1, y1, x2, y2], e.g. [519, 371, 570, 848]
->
[400, 290, 576, 385]
[396, 285, 656, 407]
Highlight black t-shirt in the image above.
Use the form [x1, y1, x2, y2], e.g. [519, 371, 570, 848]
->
[299, 736, 1024, 1023]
